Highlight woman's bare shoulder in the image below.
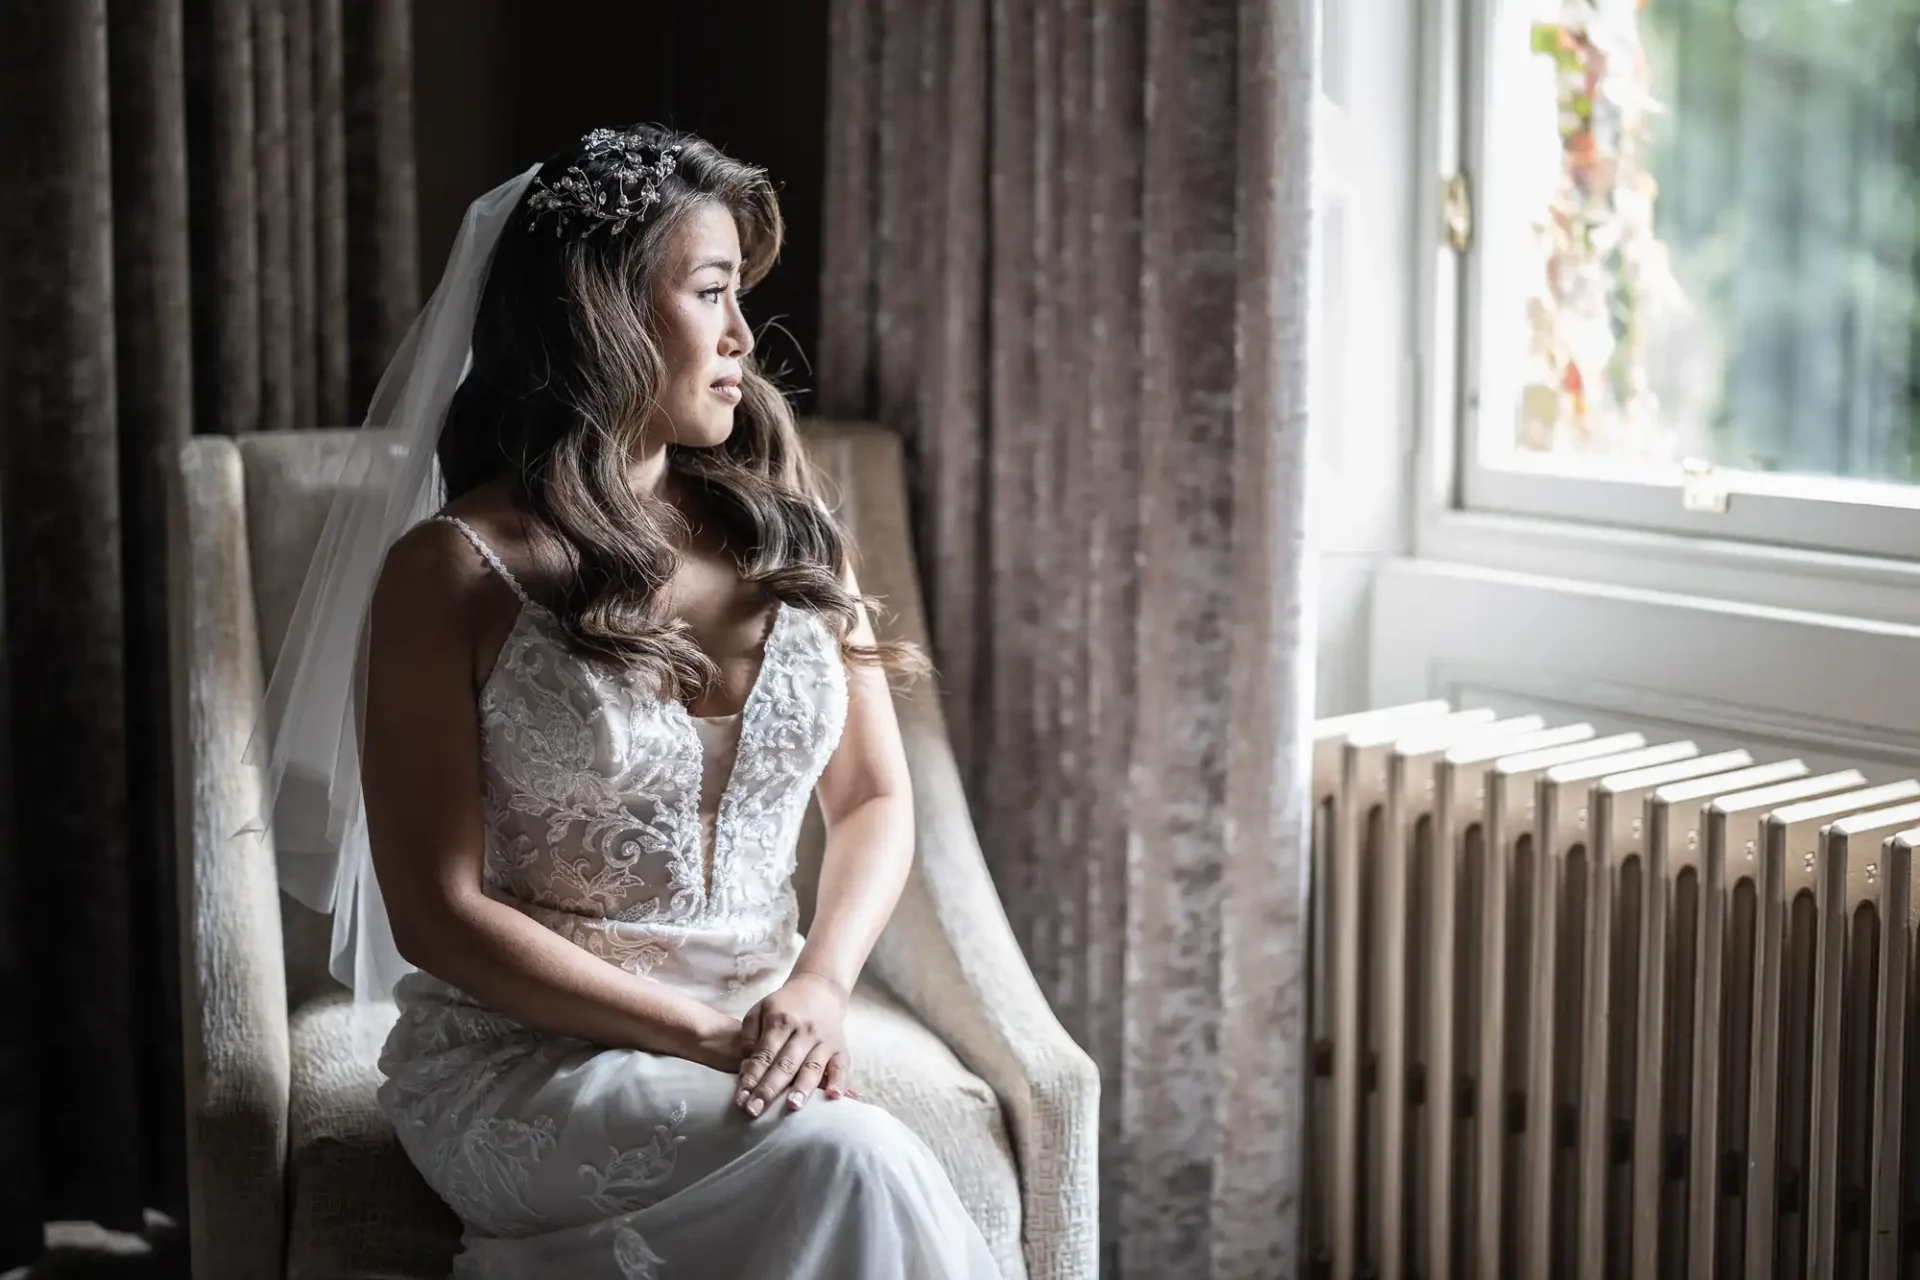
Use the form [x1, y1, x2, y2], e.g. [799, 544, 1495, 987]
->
[374, 518, 494, 625]
[428, 481, 544, 576]
[377, 481, 551, 639]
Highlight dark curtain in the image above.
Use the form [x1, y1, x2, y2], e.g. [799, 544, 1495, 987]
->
[0, 0, 416, 1264]
[820, 0, 1318, 1275]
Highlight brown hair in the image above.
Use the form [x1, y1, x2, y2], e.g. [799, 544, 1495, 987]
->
[437, 124, 920, 699]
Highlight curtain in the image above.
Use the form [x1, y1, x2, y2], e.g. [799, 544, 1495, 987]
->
[820, 0, 1317, 1275]
[0, 0, 416, 1264]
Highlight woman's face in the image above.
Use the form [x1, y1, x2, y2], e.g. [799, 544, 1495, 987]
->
[645, 203, 755, 449]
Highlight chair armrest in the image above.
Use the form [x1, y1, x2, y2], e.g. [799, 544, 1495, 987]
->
[802, 420, 1100, 1280]
[169, 437, 291, 1280]
[872, 706, 1102, 1280]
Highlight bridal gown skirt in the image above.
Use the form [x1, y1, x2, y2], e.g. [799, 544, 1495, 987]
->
[377, 968, 1004, 1279]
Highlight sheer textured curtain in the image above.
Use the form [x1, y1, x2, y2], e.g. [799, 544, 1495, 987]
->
[820, 1, 1318, 1274]
[0, 0, 416, 1263]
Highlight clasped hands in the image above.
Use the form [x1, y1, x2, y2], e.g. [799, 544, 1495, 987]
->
[695, 970, 861, 1116]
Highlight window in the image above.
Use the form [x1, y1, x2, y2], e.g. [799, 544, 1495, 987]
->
[1452, 0, 1920, 561]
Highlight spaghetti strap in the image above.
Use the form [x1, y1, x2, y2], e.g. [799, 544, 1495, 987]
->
[433, 514, 533, 608]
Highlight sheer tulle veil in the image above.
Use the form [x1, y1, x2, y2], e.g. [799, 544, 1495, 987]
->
[244, 165, 539, 1003]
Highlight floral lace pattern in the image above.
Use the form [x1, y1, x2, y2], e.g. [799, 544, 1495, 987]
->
[608, 1225, 667, 1279]
[435, 1115, 560, 1234]
[579, 1100, 688, 1214]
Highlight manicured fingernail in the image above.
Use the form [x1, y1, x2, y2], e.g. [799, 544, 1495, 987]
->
[788, 1091, 806, 1110]
[746, 1097, 764, 1117]
[734, 1090, 749, 1109]
[825, 1087, 840, 1099]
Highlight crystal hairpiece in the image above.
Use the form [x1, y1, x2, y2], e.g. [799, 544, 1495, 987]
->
[525, 129, 684, 239]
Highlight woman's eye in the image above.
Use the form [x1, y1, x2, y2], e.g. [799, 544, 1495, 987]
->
[699, 286, 726, 303]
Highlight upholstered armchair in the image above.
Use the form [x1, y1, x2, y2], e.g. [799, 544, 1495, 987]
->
[168, 420, 1099, 1279]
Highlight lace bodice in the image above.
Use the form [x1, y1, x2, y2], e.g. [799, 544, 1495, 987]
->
[416, 516, 849, 1004]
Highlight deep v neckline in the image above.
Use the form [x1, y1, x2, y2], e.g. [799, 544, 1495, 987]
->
[505, 597, 790, 906]
[659, 600, 788, 905]
[441, 512, 797, 910]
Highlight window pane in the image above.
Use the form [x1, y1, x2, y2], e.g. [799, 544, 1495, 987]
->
[1488, 0, 1920, 486]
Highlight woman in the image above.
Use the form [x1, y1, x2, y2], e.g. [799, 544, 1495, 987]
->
[268, 125, 1000, 1277]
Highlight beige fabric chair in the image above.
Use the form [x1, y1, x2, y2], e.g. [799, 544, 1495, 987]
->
[168, 420, 1099, 1280]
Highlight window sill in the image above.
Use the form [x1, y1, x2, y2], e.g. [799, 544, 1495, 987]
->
[1369, 546, 1920, 777]
[1414, 505, 1920, 629]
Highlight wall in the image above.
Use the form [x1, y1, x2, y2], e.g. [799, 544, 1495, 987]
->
[1312, 0, 1421, 715]
[412, 0, 830, 409]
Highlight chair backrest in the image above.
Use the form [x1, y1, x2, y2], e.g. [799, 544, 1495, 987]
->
[228, 420, 924, 1002]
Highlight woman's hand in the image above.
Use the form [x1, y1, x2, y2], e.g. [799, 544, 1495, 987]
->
[734, 971, 861, 1115]
[681, 1006, 747, 1074]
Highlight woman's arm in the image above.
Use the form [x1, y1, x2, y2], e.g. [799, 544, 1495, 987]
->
[791, 587, 915, 993]
[361, 523, 742, 1071]
[733, 572, 914, 1114]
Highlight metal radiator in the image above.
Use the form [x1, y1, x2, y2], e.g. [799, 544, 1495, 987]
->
[1306, 701, 1919, 1280]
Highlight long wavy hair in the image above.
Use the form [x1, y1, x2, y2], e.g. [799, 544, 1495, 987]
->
[437, 124, 920, 700]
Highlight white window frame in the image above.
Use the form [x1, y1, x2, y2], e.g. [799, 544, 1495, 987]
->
[1343, 0, 1920, 770]
[1412, 0, 1920, 622]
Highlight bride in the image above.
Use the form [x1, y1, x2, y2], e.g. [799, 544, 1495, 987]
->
[260, 124, 1001, 1277]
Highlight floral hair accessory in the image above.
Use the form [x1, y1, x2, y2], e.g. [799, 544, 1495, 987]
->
[525, 129, 683, 239]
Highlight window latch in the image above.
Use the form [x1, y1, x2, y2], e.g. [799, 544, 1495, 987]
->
[1681, 458, 1729, 514]
[1442, 172, 1473, 253]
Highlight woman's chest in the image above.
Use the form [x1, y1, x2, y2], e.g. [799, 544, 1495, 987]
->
[471, 605, 851, 917]
[477, 603, 848, 808]
[658, 553, 779, 717]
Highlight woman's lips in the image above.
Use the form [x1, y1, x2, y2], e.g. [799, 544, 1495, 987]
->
[710, 380, 743, 405]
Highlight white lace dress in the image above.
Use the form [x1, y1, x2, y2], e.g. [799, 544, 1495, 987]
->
[375, 516, 1001, 1279]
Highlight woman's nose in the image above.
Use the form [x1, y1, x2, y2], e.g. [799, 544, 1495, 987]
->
[725, 301, 754, 358]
